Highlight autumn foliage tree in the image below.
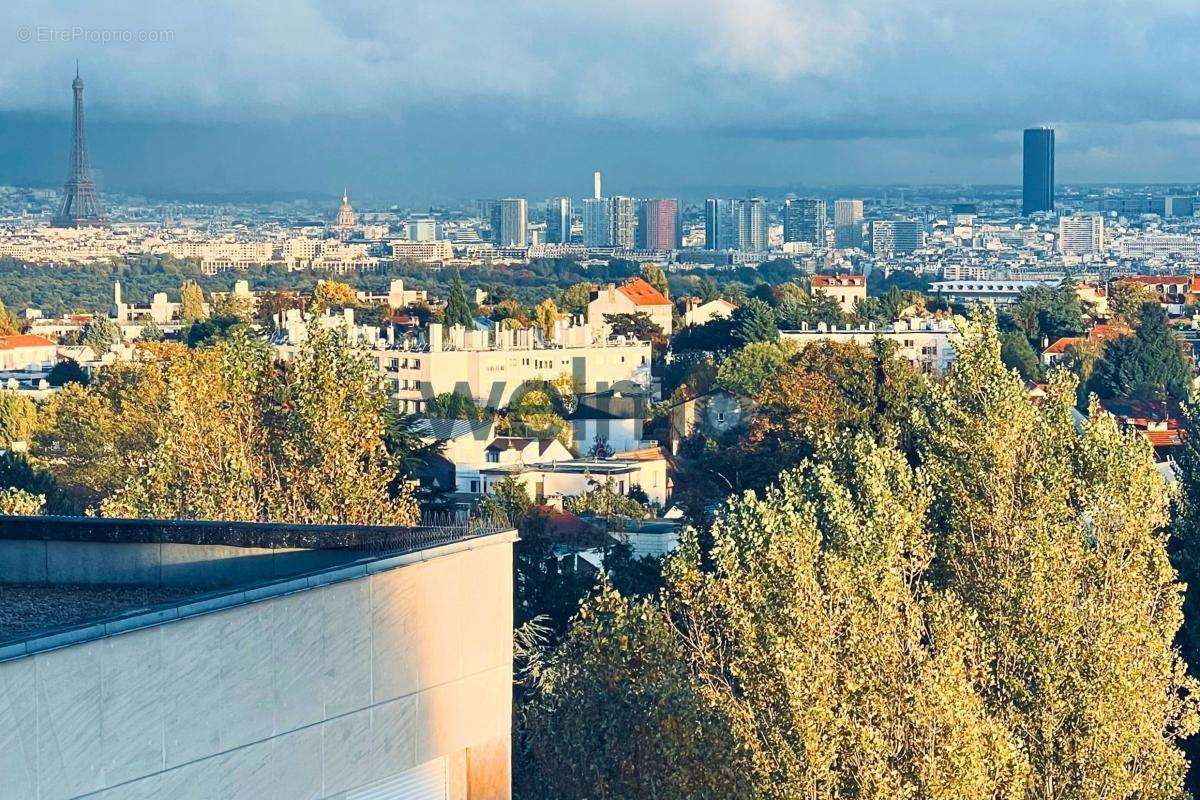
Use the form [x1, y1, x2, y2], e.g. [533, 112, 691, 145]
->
[518, 310, 1198, 800]
[34, 324, 417, 525]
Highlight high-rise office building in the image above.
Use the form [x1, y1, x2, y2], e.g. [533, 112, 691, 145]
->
[1058, 213, 1104, 256]
[705, 199, 737, 250]
[784, 198, 826, 245]
[582, 197, 613, 247]
[833, 199, 864, 248]
[736, 198, 769, 252]
[495, 198, 528, 246]
[545, 197, 572, 243]
[405, 217, 440, 241]
[610, 196, 637, 249]
[1022, 127, 1055, 215]
[639, 198, 680, 251]
[870, 220, 924, 255]
[1164, 196, 1197, 219]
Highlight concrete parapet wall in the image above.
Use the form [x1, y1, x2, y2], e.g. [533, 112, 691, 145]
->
[0, 532, 516, 800]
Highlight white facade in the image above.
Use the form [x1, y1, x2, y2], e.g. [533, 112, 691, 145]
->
[1058, 214, 1105, 256]
[781, 317, 958, 373]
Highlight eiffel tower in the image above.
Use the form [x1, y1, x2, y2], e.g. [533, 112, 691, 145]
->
[53, 64, 105, 227]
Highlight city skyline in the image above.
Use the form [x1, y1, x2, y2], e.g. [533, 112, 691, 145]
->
[4, 3, 1200, 200]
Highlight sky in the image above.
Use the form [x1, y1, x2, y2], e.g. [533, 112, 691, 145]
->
[2, 0, 1200, 204]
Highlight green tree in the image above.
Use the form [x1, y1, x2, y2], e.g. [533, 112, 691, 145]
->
[640, 263, 669, 298]
[523, 312, 1198, 800]
[731, 298, 778, 344]
[1009, 281, 1084, 342]
[82, 315, 121, 355]
[999, 329, 1041, 381]
[533, 297, 561, 337]
[427, 391, 490, 421]
[1089, 302, 1191, 402]
[179, 279, 206, 324]
[0, 391, 37, 448]
[444, 269, 475, 328]
[919, 310, 1197, 799]
[557, 282, 596, 317]
[1109, 280, 1161, 326]
[715, 340, 794, 397]
[479, 474, 534, 528]
[0, 299, 20, 335]
[603, 312, 662, 341]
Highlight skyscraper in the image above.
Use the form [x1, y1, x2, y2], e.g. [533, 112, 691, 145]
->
[705, 199, 736, 250]
[736, 198, 769, 252]
[784, 198, 826, 245]
[496, 198, 528, 246]
[833, 199, 864, 248]
[639, 199, 680, 251]
[1022, 127, 1054, 215]
[545, 197, 572, 243]
[582, 198, 613, 247]
[53, 66, 104, 228]
[610, 196, 637, 249]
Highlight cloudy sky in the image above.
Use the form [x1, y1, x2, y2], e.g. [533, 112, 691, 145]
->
[2, 0, 1200, 203]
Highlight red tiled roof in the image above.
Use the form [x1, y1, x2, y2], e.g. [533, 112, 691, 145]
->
[0, 335, 55, 350]
[1144, 430, 1183, 448]
[1089, 323, 1131, 343]
[1043, 336, 1084, 355]
[618, 277, 669, 307]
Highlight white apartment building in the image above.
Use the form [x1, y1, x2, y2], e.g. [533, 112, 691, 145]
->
[1118, 233, 1200, 260]
[275, 316, 653, 412]
[928, 279, 1051, 306]
[1058, 214, 1105, 256]
[391, 239, 454, 263]
[780, 317, 958, 373]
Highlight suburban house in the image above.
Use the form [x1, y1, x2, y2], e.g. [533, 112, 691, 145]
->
[1041, 322, 1131, 367]
[0, 334, 58, 374]
[567, 390, 651, 454]
[480, 447, 670, 507]
[668, 389, 756, 453]
[588, 277, 673, 336]
[811, 274, 867, 314]
[682, 297, 737, 328]
[1113, 275, 1200, 315]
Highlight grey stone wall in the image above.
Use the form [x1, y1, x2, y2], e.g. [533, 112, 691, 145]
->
[0, 533, 515, 800]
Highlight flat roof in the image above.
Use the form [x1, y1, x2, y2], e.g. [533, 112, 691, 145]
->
[0, 515, 515, 660]
[0, 583, 197, 643]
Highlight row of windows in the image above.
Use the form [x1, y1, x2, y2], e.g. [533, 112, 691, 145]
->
[374, 357, 422, 371]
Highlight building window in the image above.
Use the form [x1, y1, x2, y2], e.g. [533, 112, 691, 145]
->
[470, 480, 479, 493]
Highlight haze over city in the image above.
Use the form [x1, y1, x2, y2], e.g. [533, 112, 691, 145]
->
[4, 1, 1200, 200]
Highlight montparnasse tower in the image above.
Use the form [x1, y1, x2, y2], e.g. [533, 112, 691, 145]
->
[53, 63, 105, 227]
